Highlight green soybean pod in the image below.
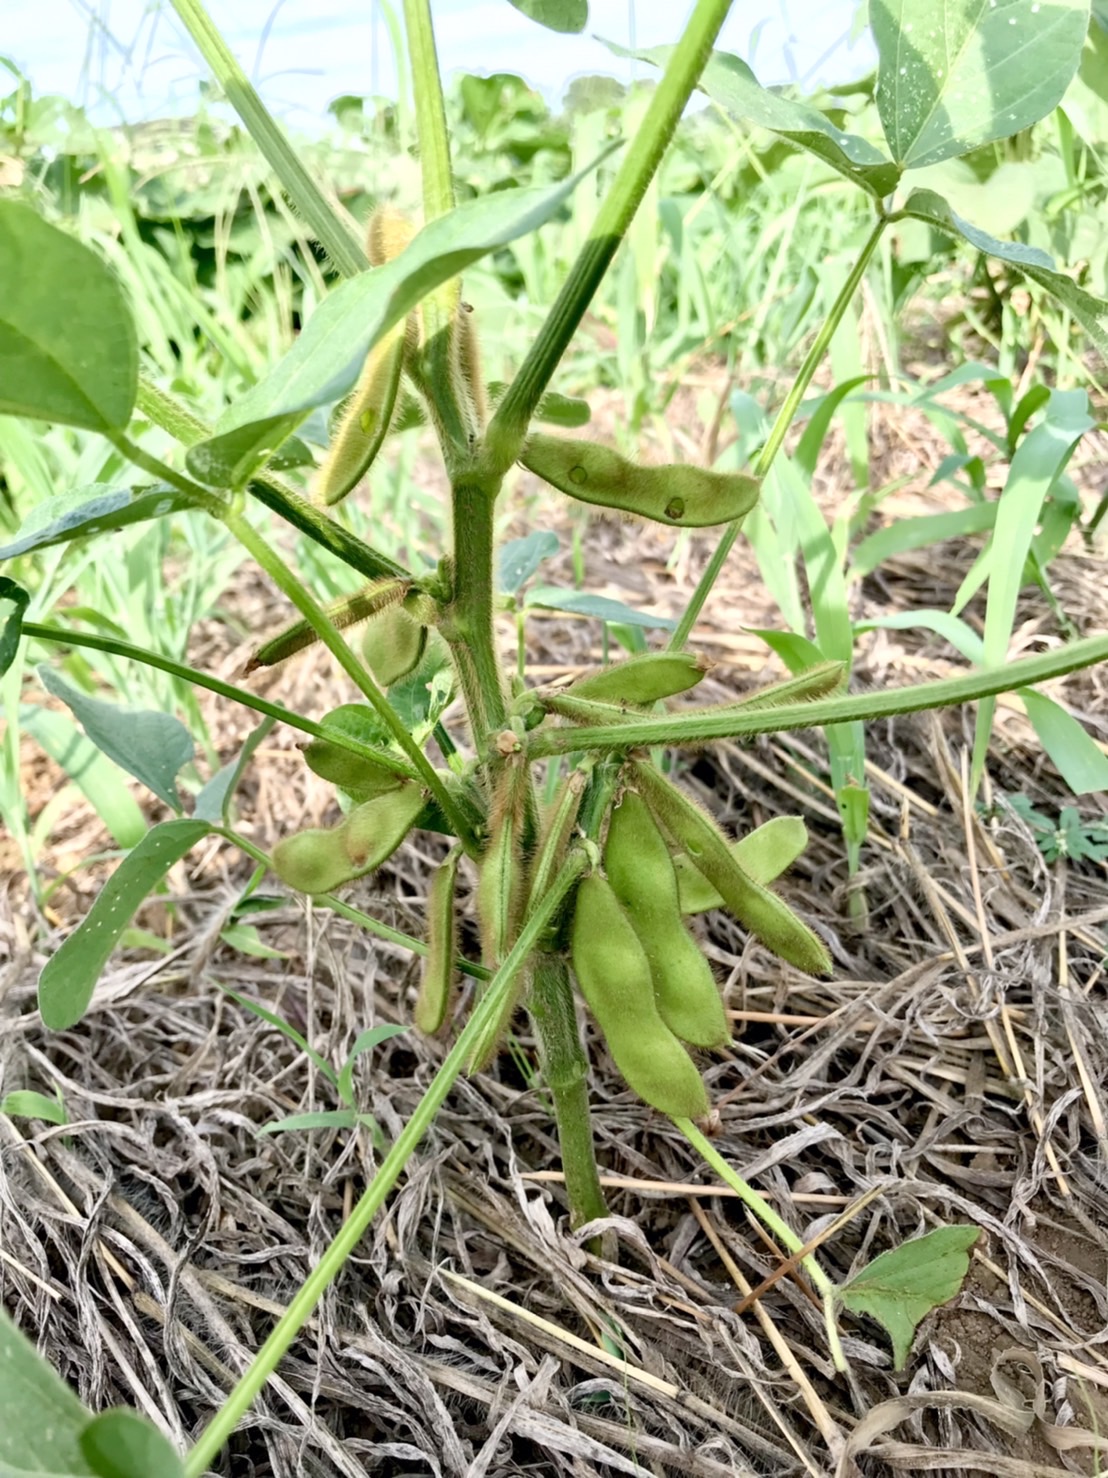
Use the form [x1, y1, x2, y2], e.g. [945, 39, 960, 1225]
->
[718, 661, 846, 712]
[566, 650, 711, 706]
[341, 783, 426, 877]
[314, 319, 408, 508]
[475, 759, 527, 967]
[271, 825, 362, 895]
[414, 847, 461, 1035]
[361, 602, 427, 687]
[246, 578, 409, 672]
[632, 763, 830, 976]
[520, 432, 760, 529]
[603, 791, 728, 1048]
[303, 705, 412, 799]
[571, 875, 709, 1119]
[528, 768, 585, 914]
[675, 816, 810, 915]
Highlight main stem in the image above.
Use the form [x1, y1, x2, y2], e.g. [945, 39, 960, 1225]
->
[446, 480, 508, 753]
[528, 954, 608, 1229]
[668, 213, 888, 649]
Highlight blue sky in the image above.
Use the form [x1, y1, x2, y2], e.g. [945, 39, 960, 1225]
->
[6, 1, 872, 130]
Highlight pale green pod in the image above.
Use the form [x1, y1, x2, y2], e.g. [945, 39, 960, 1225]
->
[475, 759, 527, 967]
[414, 847, 461, 1035]
[632, 763, 830, 976]
[520, 432, 760, 528]
[247, 578, 409, 671]
[303, 705, 411, 799]
[271, 827, 363, 895]
[566, 650, 711, 706]
[528, 769, 585, 914]
[675, 816, 810, 914]
[341, 783, 426, 876]
[571, 874, 709, 1120]
[718, 662, 846, 712]
[361, 603, 427, 687]
[604, 791, 728, 1048]
[314, 319, 407, 507]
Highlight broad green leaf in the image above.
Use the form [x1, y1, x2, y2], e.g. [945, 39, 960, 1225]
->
[38, 819, 211, 1030]
[507, 0, 587, 32]
[872, 0, 1089, 168]
[526, 586, 677, 631]
[38, 666, 194, 812]
[0, 1309, 97, 1474]
[898, 188, 1108, 362]
[1019, 690, 1108, 794]
[22, 707, 147, 849]
[185, 164, 609, 487]
[0, 201, 137, 431]
[0, 485, 195, 561]
[218, 923, 288, 960]
[193, 718, 274, 824]
[386, 643, 457, 742]
[0, 1090, 67, 1126]
[838, 1225, 979, 1368]
[79, 1412, 183, 1478]
[622, 45, 900, 198]
[336, 1024, 408, 1108]
[0, 577, 29, 676]
[499, 531, 559, 593]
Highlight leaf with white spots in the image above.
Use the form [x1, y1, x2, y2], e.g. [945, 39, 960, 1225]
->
[0, 485, 196, 561]
[38, 819, 211, 1030]
[38, 666, 195, 812]
[873, 0, 1090, 168]
[898, 187, 1108, 362]
[0, 1308, 96, 1474]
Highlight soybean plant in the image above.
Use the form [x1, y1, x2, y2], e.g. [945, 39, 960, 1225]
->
[2, 0, 1107, 1468]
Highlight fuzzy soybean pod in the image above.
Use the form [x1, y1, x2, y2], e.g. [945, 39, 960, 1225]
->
[361, 602, 427, 687]
[675, 815, 809, 915]
[270, 782, 424, 894]
[570, 875, 709, 1120]
[414, 847, 461, 1035]
[520, 432, 760, 529]
[566, 650, 711, 706]
[302, 705, 412, 800]
[475, 757, 528, 967]
[632, 763, 831, 976]
[314, 321, 407, 507]
[603, 791, 729, 1048]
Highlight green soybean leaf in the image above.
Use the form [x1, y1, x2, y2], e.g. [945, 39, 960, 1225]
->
[38, 666, 194, 812]
[507, 0, 587, 32]
[337, 1024, 409, 1108]
[499, 531, 559, 593]
[186, 163, 610, 487]
[0, 200, 137, 431]
[21, 707, 147, 849]
[1019, 690, 1108, 794]
[79, 1411, 183, 1478]
[620, 44, 900, 199]
[0, 485, 194, 561]
[0, 577, 29, 676]
[38, 819, 211, 1030]
[0, 1309, 97, 1475]
[838, 1225, 979, 1369]
[526, 586, 677, 630]
[0, 1090, 67, 1126]
[898, 188, 1108, 363]
[871, 0, 1089, 168]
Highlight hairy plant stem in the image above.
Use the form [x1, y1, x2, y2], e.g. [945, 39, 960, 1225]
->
[485, 0, 735, 473]
[669, 213, 889, 649]
[526, 627, 1108, 757]
[169, 0, 365, 276]
[22, 623, 420, 783]
[223, 507, 478, 851]
[446, 480, 509, 754]
[182, 848, 587, 1478]
[106, 432, 222, 508]
[528, 954, 608, 1229]
[135, 372, 409, 583]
